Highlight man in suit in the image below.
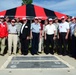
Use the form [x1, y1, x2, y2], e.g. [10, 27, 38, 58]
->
[19, 17, 30, 55]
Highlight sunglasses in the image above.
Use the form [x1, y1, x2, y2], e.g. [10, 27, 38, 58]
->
[11, 21, 15, 23]
[0, 18, 4, 19]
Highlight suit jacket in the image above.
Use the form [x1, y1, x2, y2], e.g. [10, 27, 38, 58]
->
[19, 22, 30, 39]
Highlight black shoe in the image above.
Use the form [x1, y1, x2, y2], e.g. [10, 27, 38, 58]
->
[36, 53, 39, 55]
[0, 54, 4, 56]
[74, 57, 76, 59]
[31, 53, 34, 55]
[57, 53, 61, 55]
[73, 56, 76, 59]
[24, 54, 28, 55]
[62, 52, 67, 56]
[50, 52, 54, 55]
[21, 53, 28, 55]
[45, 53, 49, 55]
[38, 52, 42, 54]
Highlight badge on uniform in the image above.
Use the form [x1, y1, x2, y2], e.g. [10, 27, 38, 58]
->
[25, 26, 28, 28]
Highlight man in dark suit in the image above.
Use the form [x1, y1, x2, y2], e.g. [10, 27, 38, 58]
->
[19, 17, 30, 55]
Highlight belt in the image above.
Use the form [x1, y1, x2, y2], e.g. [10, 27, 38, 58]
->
[9, 33, 17, 35]
[32, 32, 39, 34]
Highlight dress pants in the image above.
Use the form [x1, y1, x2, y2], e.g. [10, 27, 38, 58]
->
[71, 35, 76, 58]
[54, 36, 59, 53]
[45, 34, 54, 54]
[31, 32, 39, 55]
[59, 33, 68, 55]
[38, 37, 43, 52]
[20, 38, 29, 55]
[8, 34, 18, 54]
[0, 38, 6, 54]
[17, 36, 21, 53]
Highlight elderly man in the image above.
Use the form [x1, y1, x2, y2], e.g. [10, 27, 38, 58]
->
[15, 17, 22, 54]
[8, 19, 18, 55]
[38, 17, 43, 53]
[58, 16, 70, 56]
[53, 18, 59, 53]
[5, 16, 10, 26]
[44, 18, 56, 55]
[0, 16, 8, 56]
[70, 17, 76, 59]
[19, 17, 30, 55]
[30, 17, 41, 55]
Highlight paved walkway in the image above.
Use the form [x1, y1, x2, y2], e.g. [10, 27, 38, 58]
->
[0, 53, 76, 75]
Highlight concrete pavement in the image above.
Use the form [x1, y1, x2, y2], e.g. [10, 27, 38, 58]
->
[0, 53, 76, 75]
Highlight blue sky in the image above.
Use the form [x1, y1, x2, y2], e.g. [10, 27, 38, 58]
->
[0, 0, 76, 16]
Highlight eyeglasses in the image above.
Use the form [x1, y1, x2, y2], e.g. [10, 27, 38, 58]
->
[11, 21, 15, 23]
[0, 18, 4, 19]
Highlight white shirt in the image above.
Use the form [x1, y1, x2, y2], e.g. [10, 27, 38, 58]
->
[21, 24, 25, 34]
[45, 24, 56, 35]
[59, 22, 69, 33]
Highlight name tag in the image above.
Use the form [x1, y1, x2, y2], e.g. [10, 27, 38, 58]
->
[25, 26, 28, 28]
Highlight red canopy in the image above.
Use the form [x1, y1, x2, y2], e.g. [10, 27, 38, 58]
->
[0, 4, 68, 20]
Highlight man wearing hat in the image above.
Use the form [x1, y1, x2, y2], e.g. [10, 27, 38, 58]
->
[19, 17, 30, 55]
[0, 16, 8, 56]
[38, 17, 43, 53]
[58, 16, 70, 55]
[15, 17, 22, 54]
[44, 18, 56, 54]
[30, 17, 41, 55]
[67, 16, 71, 25]
[8, 19, 18, 55]
[5, 16, 10, 26]
[53, 17, 59, 53]
[70, 17, 76, 59]
[66, 16, 71, 55]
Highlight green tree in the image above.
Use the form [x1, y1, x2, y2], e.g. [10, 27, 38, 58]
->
[22, 0, 33, 5]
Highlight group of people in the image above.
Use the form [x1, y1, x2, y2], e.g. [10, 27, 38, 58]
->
[0, 15, 76, 59]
